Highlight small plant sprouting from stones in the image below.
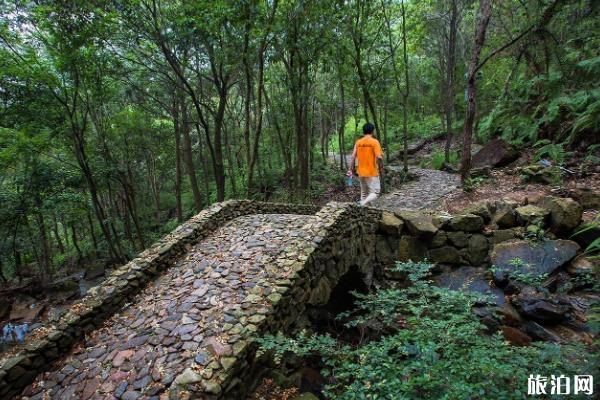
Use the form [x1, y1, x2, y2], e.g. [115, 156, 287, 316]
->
[256, 261, 590, 399]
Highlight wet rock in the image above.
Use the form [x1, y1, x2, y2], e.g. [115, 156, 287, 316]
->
[378, 211, 404, 236]
[523, 321, 562, 343]
[450, 214, 484, 232]
[472, 139, 519, 169]
[433, 266, 504, 307]
[491, 240, 580, 285]
[539, 197, 582, 232]
[512, 293, 583, 324]
[399, 212, 438, 237]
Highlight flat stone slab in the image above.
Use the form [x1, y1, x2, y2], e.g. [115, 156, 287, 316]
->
[21, 214, 318, 399]
[491, 239, 580, 284]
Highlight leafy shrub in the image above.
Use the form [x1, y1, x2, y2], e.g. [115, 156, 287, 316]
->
[532, 140, 573, 165]
[463, 175, 487, 192]
[421, 148, 459, 170]
[573, 214, 600, 259]
[258, 261, 590, 399]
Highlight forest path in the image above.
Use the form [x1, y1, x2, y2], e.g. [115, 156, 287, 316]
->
[21, 213, 318, 400]
[374, 166, 460, 212]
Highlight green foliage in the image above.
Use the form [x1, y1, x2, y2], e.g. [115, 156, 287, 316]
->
[463, 176, 487, 192]
[573, 215, 600, 259]
[532, 140, 573, 166]
[427, 148, 459, 170]
[258, 261, 591, 399]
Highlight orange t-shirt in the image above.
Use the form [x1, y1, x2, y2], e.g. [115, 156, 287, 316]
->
[355, 135, 383, 177]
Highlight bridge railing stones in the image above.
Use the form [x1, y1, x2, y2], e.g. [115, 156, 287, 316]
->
[0, 200, 319, 400]
[168, 202, 382, 399]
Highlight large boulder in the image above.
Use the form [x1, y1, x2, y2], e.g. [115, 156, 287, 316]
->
[399, 212, 438, 238]
[491, 239, 580, 284]
[471, 139, 519, 169]
[449, 214, 484, 232]
[433, 266, 505, 307]
[539, 197, 582, 232]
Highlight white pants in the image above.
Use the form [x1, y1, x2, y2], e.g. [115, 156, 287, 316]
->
[359, 176, 381, 206]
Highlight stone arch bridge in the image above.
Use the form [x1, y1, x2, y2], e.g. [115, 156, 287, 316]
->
[1, 201, 384, 400]
[1, 196, 532, 399]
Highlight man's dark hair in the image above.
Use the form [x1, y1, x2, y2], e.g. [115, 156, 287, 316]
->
[363, 122, 375, 134]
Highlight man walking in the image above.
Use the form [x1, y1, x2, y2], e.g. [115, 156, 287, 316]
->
[347, 123, 384, 206]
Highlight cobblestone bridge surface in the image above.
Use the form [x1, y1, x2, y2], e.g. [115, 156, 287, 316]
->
[21, 214, 319, 399]
[375, 167, 460, 211]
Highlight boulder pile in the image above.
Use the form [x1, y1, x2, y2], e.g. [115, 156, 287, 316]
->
[375, 195, 598, 346]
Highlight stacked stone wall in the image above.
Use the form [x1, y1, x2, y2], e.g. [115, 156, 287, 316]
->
[169, 202, 381, 399]
[0, 200, 319, 399]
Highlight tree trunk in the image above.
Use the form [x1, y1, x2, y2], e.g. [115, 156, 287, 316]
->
[179, 93, 203, 211]
[444, 0, 459, 164]
[213, 85, 228, 202]
[52, 215, 65, 254]
[86, 208, 99, 258]
[71, 224, 83, 263]
[460, 0, 492, 182]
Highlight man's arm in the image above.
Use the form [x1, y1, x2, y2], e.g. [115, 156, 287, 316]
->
[375, 141, 384, 174]
[347, 144, 357, 175]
